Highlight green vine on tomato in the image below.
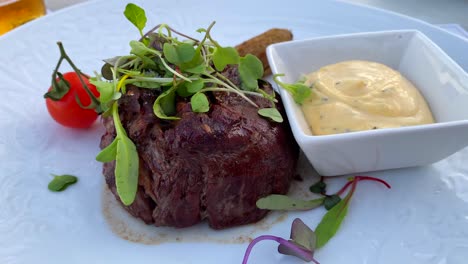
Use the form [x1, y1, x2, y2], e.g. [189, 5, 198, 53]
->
[44, 42, 101, 129]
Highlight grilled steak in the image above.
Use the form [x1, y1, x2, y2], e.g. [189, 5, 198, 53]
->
[100, 67, 299, 229]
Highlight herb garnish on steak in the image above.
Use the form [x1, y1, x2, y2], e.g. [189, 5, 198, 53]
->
[95, 4, 299, 228]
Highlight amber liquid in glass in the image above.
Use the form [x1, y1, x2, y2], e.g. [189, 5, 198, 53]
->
[0, 0, 46, 35]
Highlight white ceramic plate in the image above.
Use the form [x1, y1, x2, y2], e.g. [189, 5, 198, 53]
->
[1, 1, 468, 264]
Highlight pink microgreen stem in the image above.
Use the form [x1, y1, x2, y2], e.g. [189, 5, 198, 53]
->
[355, 175, 392, 189]
[242, 235, 319, 264]
[336, 176, 391, 196]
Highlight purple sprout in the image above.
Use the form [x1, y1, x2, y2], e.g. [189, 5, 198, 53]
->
[242, 219, 320, 264]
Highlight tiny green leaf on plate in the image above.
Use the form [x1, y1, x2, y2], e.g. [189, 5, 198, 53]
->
[124, 3, 147, 35]
[278, 218, 317, 261]
[309, 180, 326, 194]
[191, 92, 210, 113]
[258, 108, 283, 123]
[96, 138, 118, 162]
[256, 194, 324, 210]
[239, 54, 263, 91]
[115, 135, 139, 206]
[212, 46, 240, 71]
[290, 218, 317, 250]
[315, 191, 351, 248]
[323, 194, 342, 210]
[48, 174, 78, 192]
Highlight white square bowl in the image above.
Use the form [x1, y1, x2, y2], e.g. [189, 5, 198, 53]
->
[267, 30, 468, 176]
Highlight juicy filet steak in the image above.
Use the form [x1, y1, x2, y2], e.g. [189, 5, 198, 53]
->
[100, 70, 299, 229]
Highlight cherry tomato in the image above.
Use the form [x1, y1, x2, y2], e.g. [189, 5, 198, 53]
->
[45, 72, 100, 128]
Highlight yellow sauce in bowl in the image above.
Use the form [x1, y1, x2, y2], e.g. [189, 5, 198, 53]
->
[301, 60, 434, 135]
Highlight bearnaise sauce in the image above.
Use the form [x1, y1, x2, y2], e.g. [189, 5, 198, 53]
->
[301, 60, 434, 135]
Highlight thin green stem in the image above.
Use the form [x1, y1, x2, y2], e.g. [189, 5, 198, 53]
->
[158, 55, 191, 82]
[56, 42, 102, 113]
[111, 102, 125, 137]
[215, 72, 240, 90]
[203, 77, 259, 108]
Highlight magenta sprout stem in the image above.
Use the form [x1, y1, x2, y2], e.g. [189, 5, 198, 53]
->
[242, 235, 317, 264]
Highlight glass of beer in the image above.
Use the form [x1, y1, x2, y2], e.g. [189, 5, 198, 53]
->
[0, 0, 46, 35]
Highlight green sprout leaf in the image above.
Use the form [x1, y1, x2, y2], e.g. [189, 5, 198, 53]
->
[89, 80, 117, 104]
[309, 180, 326, 194]
[289, 218, 317, 251]
[191, 92, 210, 113]
[129, 40, 149, 56]
[186, 79, 204, 93]
[278, 218, 318, 263]
[239, 54, 264, 91]
[153, 86, 180, 120]
[278, 218, 317, 259]
[124, 3, 147, 37]
[258, 108, 283, 123]
[163, 43, 196, 66]
[273, 74, 312, 105]
[115, 133, 139, 206]
[96, 138, 118, 162]
[111, 103, 140, 206]
[256, 194, 324, 210]
[176, 82, 193, 97]
[212, 46, 240, 71]
[179, 48, 204, 73]
[315, 191, 351, 248]
[48, 174, 78, 192]
[323, 194, 342, 210]
[184, 63, 206, 74]
[160, 87, 177, 116]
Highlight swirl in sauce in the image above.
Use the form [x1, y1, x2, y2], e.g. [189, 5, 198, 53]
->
[301, 60, 435, 135]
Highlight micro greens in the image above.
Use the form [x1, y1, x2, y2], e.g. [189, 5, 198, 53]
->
[48, 174, 78, 192]
[213, 47, 240, 71]
[323, 194, 341, 210]
[258, 108, 283, 123]
[239, 54, 264, 91]
[309, 180, 326, 194]
[95, 3, 288, 205]
[242, 219, 320, 264]
[246, 175, 391, 263]
[96, 102, 139, 206]
[124, 3, 147, 37]
[191, 92, 210, 113]
[44, 42, 101, 113]
[273, 74, 312, 105]
[256, 194, 324, 210]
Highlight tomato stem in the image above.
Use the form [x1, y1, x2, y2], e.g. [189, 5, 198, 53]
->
[54, 42, 102, 113]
